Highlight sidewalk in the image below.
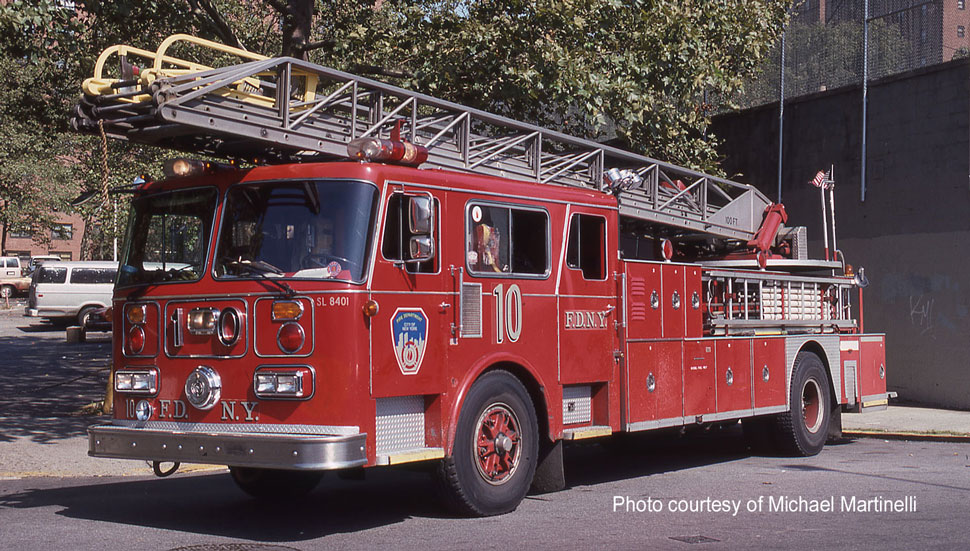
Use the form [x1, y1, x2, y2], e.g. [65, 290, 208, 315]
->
[842, 404, 970, 442]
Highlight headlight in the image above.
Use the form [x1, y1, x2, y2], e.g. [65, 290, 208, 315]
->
[254, 366, 312, 399]
[115, 368, 158, 394]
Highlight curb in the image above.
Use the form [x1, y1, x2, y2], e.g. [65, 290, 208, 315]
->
[842, 429, 970, 443]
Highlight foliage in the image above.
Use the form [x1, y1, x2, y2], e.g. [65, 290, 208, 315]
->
[0, 0, 789, 258]
[306, 0, 790, 169]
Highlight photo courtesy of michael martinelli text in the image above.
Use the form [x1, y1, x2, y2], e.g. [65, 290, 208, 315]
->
[613, 495, 917, 517]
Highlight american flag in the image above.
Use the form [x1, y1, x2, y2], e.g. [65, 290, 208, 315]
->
[811, 170, 827, 188]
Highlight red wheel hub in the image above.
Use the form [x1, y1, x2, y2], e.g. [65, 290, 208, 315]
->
[801, 379, 823, 434]
[474, 403, 521, 485]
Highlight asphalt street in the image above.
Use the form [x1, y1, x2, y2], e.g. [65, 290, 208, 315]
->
[1, 303, 968, 550]
[2, 430, 969, 550]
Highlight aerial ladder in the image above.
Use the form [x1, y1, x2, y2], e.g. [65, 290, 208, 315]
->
[73, 34, 780, 243]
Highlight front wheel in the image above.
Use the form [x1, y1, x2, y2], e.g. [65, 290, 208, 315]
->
[436, 370, 538, 516]
[229, 467, 323, 499]
[774, 351, 832, 456]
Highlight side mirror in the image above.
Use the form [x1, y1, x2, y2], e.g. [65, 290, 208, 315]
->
[408, 235, 435, 262]
[409, 196, 434, 235]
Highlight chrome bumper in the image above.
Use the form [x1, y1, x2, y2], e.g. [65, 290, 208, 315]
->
[88, 424, 367, 470]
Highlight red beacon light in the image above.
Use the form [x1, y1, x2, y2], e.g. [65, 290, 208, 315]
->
[347, 120, 428, 167]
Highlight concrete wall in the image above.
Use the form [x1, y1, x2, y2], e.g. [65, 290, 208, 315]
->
[711, 59, 970, 410]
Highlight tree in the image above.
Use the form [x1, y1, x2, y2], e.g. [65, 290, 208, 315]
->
[0, 0, 788, 257]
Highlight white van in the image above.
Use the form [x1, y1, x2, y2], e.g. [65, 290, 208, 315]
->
[25, 261, 118, 325]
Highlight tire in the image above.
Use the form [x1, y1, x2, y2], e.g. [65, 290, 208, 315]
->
[228, 466, 323, 499]
[773, 351, 832, 456]
[0, 285, 13, 299]
[78, 306, 98, 328]
[436, 370, 539, 516]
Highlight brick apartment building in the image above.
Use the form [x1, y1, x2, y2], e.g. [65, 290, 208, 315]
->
[1, 212, 85, 262]
[802, 0, 970, 63]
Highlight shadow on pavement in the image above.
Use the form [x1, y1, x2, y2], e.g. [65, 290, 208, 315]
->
[0, 332, 111, 443]
[561, 424, 753, 489]
[0, 428, 763, 540]
[0, 468, 447, 540]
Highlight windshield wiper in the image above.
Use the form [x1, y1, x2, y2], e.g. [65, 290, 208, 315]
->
[222, 259, 295, 297]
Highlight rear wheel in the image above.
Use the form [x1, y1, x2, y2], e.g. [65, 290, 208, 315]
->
[0, 285, 13, 299]
[436, 370, 538, 516]
[228, 467, 323, 499]
[774, 351, 831, 456]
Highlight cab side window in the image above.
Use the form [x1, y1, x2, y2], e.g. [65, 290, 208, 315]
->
[382, 193, 438, 273]
[466, 203, 549, 277]
[566, 214, 606, 280]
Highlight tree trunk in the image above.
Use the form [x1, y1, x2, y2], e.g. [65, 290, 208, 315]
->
[282, 0, 313, 60]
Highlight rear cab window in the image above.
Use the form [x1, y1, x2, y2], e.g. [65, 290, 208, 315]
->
[465, 202, 549, 278]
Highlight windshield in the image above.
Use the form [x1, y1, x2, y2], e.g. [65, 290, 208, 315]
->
[118, 187, 217, 288]
[214, 179, 378, 283]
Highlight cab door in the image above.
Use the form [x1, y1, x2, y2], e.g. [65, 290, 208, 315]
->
[558, 210, 617, 384]
[370, 185, 450, 398]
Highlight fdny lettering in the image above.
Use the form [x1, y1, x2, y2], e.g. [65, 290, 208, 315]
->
[564, 310, 609, 329]
[159, 399, 188, 419]
[222, 400, 259, 421]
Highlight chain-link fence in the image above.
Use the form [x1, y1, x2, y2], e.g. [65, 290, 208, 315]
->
[735, 0, 953, 110]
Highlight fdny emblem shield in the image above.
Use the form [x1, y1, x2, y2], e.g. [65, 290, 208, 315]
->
[391, 308, 428, 375]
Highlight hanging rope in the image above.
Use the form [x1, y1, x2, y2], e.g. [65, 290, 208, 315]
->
[96, 119, 114, 261]
[98, 119, 110, 203]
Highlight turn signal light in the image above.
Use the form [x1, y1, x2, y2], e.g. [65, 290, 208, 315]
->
[362, 299, 380, 317]
[272, 300, 304, 321]
[126, 304, 146, 325]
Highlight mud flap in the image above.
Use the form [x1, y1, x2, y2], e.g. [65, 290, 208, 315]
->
[827, 406, 843, 442]
[530, 439, 565, 494]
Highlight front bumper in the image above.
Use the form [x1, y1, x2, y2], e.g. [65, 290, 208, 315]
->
[88, 423, 367, 470]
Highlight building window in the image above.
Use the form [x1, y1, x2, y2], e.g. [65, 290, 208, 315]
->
[959, 26, 966, 38]
[51, 223, 73, 240]
[9, 226, 32, 239]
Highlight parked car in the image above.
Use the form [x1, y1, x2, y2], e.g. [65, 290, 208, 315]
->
[25, 261, 118, 325]
[0, 256, 30, 298]
[28, 255, 62, 271]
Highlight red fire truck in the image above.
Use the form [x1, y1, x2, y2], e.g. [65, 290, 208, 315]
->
[75, 35, 888, 516]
